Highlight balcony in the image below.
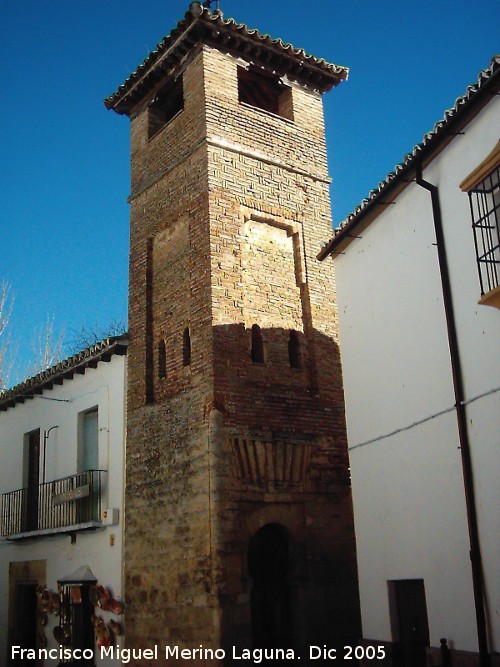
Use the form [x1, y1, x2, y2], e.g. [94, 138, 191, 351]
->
[1, 469, 106, 540]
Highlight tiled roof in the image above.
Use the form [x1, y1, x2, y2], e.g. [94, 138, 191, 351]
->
[0, 335, 128, 411]
[318, 55, 500, 260]
[105, 6, 348, 115]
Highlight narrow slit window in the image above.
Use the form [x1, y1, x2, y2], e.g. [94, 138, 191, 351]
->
[237, 67, 293, 120]
[183, 328, 191, 367]
[251, 324, 264, 364]
[158, 339, 167, 379]
[148, 76, 184, 139]
[288, 330, 301, 369]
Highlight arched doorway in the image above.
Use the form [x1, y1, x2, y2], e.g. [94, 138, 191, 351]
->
[248, 524, 294, 649]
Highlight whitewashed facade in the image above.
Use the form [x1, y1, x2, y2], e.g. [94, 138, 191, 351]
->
[320, 58, 500, 665]
[0, 336, 127, 666]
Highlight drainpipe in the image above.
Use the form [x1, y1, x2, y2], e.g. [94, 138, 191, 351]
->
[415, 161, 490, 667]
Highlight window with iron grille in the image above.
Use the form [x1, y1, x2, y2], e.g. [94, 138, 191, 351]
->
[57, 583, 95, 664]
[461, 141, 500, 305]
[468, 165, 500, 296]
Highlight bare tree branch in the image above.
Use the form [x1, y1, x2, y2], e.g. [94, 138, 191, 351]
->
[67, 319, 127, 354]
[26, 315, 64, 377]
[0, 282, 14, 391]
[0, 284, 125, 391]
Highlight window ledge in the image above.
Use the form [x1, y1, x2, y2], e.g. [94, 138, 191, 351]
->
[239, 101, 294, 124]
[478, 285, 500, 309]
[147, 108, 183, 142]
[460, 141, 500, 191]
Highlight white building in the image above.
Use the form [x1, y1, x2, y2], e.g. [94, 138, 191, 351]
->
[0, 335, 127, 666]
[319, 57, 500, 666]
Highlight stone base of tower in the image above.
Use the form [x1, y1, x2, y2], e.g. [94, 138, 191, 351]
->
[122, 413, 360, 666]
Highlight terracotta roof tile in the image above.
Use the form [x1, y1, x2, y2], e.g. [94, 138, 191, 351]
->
[0, 335, 128, 411]
[105, 7, 348, 114]
[318, 55, 500, 260]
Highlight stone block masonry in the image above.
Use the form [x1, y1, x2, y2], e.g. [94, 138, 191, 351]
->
[120, 31, 359, 665]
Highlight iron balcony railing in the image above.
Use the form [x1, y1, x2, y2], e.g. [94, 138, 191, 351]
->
[1, 469, 106, 538]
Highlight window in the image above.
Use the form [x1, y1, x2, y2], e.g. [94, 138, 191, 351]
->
[461, 141, 500, 307]
[251, 324, 264, 363]
[288, 330, 301, 369]
[238, 66, 293, 120]
[183, 327, 191, 367]
[78, 408, 98, 473]
[468, 166, 500, 298]
[77, 408, 100, 524]
[148, 76, 184, 139]
[158, 339, 167, 379]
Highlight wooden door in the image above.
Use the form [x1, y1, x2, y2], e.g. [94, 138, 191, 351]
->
[248, 524, 293, 650]
[392, 579, 430, 667]
[11, 583, 37, 665]
[25, 429, 40, 531]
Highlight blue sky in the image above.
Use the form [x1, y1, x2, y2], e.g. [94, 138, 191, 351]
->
[1, 0, 498, 383]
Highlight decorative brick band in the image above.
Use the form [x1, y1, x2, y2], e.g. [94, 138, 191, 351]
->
[232, 436, 311, 487]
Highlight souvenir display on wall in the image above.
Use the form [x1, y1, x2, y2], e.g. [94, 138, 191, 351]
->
[40, 578, 125, 650]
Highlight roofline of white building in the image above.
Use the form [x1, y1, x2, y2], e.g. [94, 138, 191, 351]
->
[0, 334, 129, 412]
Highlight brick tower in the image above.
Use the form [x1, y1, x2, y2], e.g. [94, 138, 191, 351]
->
[106, 4, 359, 662]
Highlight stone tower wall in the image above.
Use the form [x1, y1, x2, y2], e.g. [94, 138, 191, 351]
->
[125, 48, 220, 649]
[124, 42, 359, 661]
[202, 48, 358, 653]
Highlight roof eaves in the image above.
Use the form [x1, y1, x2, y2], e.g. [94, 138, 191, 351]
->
[318, 54, 500, 261]
[104, 8, 348, 114]
[0, 334, 129, 412]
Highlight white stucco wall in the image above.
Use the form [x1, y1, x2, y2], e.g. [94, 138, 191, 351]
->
[432, 99, 500, 651]
[334, 93, 500, 653]
[0, 352, 127, 666]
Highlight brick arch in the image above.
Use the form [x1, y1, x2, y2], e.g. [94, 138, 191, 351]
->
[239, 503, 306, 587]
[244, 503, 305, 544]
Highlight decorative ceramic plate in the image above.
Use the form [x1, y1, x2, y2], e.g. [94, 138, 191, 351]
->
[37, 611, 48, 626]
[95, 618, 107, 639]
[71, 586, 82, 605]
[89, 585, 99, 607]
[51, 592, 61, 613]
[41, 589, 51, 612]
[96, 585, 110, 610]
[97, 635, 111, 650]
[108, 598, 125, 615]
[109, 619, 123, 636]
